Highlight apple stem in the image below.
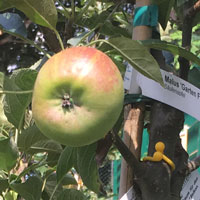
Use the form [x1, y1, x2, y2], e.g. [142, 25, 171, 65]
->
[62, 94, 74, 109]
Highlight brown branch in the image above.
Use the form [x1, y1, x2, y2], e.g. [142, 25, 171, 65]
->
[186, 0, 200, 18]
[101, 109, 143, 173]
[111, 131, 145, 176]
[187, 155, 200, 174]
[40, 27, 62, 53]
[178, 1, 193, 80]
[95, 133, 113, 166]
[0, 35, 13, 45]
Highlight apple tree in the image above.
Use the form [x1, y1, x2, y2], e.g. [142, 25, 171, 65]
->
[0, 0, 200, 200]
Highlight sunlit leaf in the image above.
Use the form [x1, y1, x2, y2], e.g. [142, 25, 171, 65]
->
[99, 37, 163, 85]
[7, 0, 57, 30]
[140, 39, 200, 66]
[3, 69, 37, 129]
[4, 190, 18, 200]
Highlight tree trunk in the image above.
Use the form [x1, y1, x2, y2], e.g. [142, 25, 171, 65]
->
[119, 0, 190, 199]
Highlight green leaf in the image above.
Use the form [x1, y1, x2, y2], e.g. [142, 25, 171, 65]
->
[4, 190, 18, 200]
[77, 143, 101, 193]
[61, 174, 77, 186]
[44, 173, 64, 200]
[3, 69, 37, 129]
[18, 125, 62, 156]
[17, 124, 48, 152]
[153, 0, 175, 30]
[101, 21, 131, 37]
[28, 140, 63, 155]
[0, 178, 9, 194]
[46, 151, 60, 167]
[0, 77, 13, 129]
[109, 55, 126, 77]
[56, 146, 75, 183]
[188, 66, 200, 89]
[57, 189, 86, 200]
[14, 69, 38, 90]
[0, 138, 18, 171]
[44, 172, 77, 200]
[0, 0, 12, 11]
[0, 12, 27, 37]
[30, 57, 49, 71]
[76, 0, 95, 22]
[98, 37, 163, 85]
[67, 32, 90, 46]
[140, 39, 200, 66]
[10, 176, 43, 200]
[7, 0, 57, 30]
[76, 11, 131, 37]
[176, 0, 187, 7]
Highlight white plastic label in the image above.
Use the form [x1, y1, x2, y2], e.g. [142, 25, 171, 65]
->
[123, 63, 141, 94]
[124, 65, 200, 121]
[120, 186, 136, 200]
[181, 169, 200, 200]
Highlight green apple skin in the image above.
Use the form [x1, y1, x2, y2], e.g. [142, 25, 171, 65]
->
[32, 46, 124, 147]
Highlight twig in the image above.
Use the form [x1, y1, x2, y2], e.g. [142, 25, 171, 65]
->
[111, 130, 145, 176]
[178, 0, 193, 80]
[40, 27, 62, 53]
[187, 155, 200, 174]
[186, 0, 200, 18]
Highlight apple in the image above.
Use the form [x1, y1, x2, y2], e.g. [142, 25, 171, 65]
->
[32, 46, 124, 147]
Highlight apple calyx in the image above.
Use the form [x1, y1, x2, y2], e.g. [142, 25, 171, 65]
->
[62, 94, 74, 110]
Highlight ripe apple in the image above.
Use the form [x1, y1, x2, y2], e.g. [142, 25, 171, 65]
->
[32, 46, 124, 147]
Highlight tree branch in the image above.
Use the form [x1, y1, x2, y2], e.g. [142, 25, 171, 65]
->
[187, 155, 200, 174]
[111, 130, 145, 176]
[40, 27, 62, 53]
[178, 0, 194, 80]
[186, 0, 200, 17]
[95, 133, 113, 166]
[0, 35, 13, 45]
